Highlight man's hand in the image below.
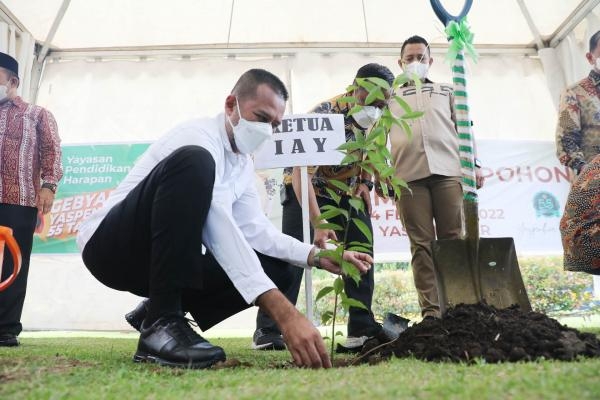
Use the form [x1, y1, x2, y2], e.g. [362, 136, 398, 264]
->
[313, 228, 337, 249]
[309, 247, 373, 275]
[256, 289, 331, 369]
[36, 188, 55, 215]
[475, 168, 485, 189]
[354, 183, 372, 215]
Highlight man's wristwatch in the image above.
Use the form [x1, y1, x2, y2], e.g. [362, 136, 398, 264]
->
[41, 182, 57, 194]
[360, 178, 374, 191]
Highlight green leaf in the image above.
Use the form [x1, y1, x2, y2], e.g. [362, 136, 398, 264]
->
[316, 222, 343, 231]
[320, 208, 347, 221]
[348, 197, 364, 213]
[347, 245, 372, 253]
[335, 330, 344, 337]
[352, 218, 373, 243]
[393, 74, 409, 88]
[343, 297, 368, 310]
[316, 286, 334, 302]
[333, 277, 345, 294]
[324, 188, 341, 205]
[342, 260, 362, 284]
[340, 153, 360, 165]
[337, 141, 365, 152]
[365, 88, 384, 106]
[379, 166, 396, 178]
[400, 120, 412, 140]
[328, 179, 351, 193]
[347, 241, 372, 248]
[401, 111, 424, 120]
[347, 105, 362, 117]
[337, 96, 357, 104]
[321, 310, 333, 325]
[393, 95, 413, 114]
[365, 76, 391, 90]
[366, 126, 385, 143]
[355, 78, 376, 92]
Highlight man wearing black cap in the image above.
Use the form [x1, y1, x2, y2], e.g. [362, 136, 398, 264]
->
[0, 52, 63, 347]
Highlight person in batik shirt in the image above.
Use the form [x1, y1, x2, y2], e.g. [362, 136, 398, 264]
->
[0, 52, 62, 347]
[556, 31, 600, 175]
[560, 154, 600, 274]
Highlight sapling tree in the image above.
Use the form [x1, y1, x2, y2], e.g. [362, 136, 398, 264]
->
[313, 72, 423, 363]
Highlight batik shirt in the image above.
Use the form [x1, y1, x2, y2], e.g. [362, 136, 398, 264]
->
[560, 154, 600, 273]
[282, 94, 364, 199]
[556, 70, 600, 173]
[0, 96, 62, 207]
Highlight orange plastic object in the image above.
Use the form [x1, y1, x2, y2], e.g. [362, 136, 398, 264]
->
[0, 226, 22, 292]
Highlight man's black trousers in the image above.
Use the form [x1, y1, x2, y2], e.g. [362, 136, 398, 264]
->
[82, 146, 297, 330]
[0, 203, 37, 335]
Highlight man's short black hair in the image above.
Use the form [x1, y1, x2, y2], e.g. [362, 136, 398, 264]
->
[231, 69, 289, 101]
[401, 35, 430, 57]
[590, 30, 600, 52]
[355, 63, 395, 86]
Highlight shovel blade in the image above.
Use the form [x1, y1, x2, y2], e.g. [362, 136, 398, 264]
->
[432, 237, 531, 314]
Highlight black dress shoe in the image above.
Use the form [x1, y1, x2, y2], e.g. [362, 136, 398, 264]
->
[252, 328, 286, 351]
[0, 333, 19, 347]
[133, 314, 226, 369]
[125, 299, 149, 332]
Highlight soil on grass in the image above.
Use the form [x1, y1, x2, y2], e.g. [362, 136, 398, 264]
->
[358, 303, 600, 364]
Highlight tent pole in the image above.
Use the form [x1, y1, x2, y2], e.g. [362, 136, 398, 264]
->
[549, 0, 600, 48]
[37, 0, 71, 63]
[516, 0, 545, 49]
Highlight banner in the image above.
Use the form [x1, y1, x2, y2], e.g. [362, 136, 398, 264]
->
[33, 143, 150, 253]
[33, 139, 571, 258]
[371, 139, 571, 260]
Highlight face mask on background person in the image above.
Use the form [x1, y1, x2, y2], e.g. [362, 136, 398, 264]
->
[594, 57, 600, 70]
[404, 61, 429, 80]
[0, 84, 8, 102]
[353, 106, 383, 129]
[227, 98, 273, 154]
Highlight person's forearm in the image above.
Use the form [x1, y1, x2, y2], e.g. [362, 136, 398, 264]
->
[255, 289, 300, 327]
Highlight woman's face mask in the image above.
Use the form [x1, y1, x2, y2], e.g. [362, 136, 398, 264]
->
[227, 98, 273, 154]
[353, 106, 383, 129]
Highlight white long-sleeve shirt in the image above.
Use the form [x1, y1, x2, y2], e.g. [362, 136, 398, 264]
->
[77, 113, 313, 304]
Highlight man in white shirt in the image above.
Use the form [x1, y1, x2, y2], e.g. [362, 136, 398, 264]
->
[77, 69, 372, 369]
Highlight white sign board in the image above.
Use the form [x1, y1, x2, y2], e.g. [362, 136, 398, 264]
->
[370, 139, 571, 260]
[253, 113, 345, 169]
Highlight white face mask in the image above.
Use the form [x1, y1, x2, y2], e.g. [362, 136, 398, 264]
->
[594, 58, 600, 70]
[404, 61, 429, 80]
[0, 85, 8, 102]
[227, 98, 273, 154]
[353, 106, 383, 129]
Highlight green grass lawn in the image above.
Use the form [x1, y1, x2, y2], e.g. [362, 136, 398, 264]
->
[2, 333, 600, 400]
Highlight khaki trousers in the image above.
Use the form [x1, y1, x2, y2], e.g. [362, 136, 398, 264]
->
[396, 175, 463, 317]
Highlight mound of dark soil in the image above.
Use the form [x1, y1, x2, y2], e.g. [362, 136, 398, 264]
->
[361, 303, 600, 363]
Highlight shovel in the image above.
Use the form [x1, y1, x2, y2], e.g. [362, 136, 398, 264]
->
[0, 226, 22, 292]
[429, 0, 531, 314]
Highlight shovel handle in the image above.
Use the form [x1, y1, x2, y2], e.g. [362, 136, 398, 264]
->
[430, 0, 473, 26]
[0, 226, 22, 292]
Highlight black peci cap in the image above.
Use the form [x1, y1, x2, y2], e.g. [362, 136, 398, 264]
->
[0, 52, 18, 77]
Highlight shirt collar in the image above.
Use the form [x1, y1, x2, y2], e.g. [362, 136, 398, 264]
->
[218, 112, 235, 153]
[402, 77, 433, 88]
[589, 69, 600, 86]
[0, 95, 24, 109]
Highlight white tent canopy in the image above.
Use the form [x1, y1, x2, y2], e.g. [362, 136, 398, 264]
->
[1, 0, 599, 330]
[0, 0, 598, 146]
[0, 0, 593, 49]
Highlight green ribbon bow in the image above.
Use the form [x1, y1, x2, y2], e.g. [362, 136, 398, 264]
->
[445, 18, 478, 63]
